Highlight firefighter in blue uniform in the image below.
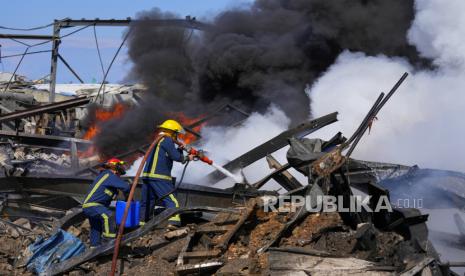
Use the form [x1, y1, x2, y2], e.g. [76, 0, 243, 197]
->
[82, 158, 130, 247]
[140, 119, 194, 228]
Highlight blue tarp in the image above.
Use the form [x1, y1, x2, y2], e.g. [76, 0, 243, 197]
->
[26, 229, 86, 275]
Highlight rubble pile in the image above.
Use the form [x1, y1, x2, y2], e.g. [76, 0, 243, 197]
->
[0, 143, 73, 176]
[0, 72, 460, 275]
[0, 197, 436, 275]
[0, 216, 53, 275]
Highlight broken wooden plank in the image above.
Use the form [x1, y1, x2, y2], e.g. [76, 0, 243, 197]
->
[266, 154, 303, 191]
[214, 199, 257, 250]
[252, 163, 292, 190]
[182, 249, 222, 259]
[177, 231, 195, 266]
[199, 234, 214, 249]
[267, 247, 342, 258]
[164, 227, 189, 239]
[258, 184, 324, 253]
[197, 225, 232, 234]
[176, 261, 224, 275]
[46, 207, 237, 275]
[268, 251, 393, 276]
[212, 212, 240, 226]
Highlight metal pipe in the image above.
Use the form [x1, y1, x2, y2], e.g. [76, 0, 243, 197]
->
[346, 72, 408, 157]
[0, 34, 54, 40]
[57, 54, 84, 83]
[110, 134, 163, 276]
[375, 72, 409, 115]
[345, 92, 384, 146]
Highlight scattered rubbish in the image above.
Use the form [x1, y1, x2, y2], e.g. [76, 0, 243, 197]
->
[0, 21, 462, 275]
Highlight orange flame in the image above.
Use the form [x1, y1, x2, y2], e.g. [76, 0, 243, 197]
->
[171, 113, 207, 144]
[80, 103, 126, 158]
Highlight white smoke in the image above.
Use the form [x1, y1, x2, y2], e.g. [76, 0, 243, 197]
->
[126, 0, 465, 268]
[307, 2, 465, 268]
[173, 105, 290, 187]
[129, 105, 291, 188]
[132, 0, 465, 183]
[308, 0, 465, 173]
[408, 0, 465, 68]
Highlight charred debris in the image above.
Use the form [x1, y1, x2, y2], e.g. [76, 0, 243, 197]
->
[0, 16, 464, 276]
[0, 70, 462, 276]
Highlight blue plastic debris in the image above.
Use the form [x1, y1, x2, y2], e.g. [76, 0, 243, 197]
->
[26, 229, 86, 275]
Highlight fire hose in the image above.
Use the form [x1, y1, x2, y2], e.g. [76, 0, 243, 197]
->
[110, 136, 213, 275]
[146, 143, 214, 209]
[109, 135, 162, 276]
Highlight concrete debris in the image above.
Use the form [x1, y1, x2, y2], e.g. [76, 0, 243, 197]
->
[0, 216, 49, 275]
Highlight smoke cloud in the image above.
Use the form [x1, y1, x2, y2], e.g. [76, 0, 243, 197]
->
[122, 0, 465, 267]
[128, 105, 292, 187]
[308, 0, 465, 173]
[93, 0, 423, 157]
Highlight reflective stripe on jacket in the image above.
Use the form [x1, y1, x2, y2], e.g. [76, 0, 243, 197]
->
[83, 170, 130, 207]
[142, 136, 184, 180]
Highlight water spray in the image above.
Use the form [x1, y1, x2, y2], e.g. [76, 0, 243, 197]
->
[176, 141, 244, 183]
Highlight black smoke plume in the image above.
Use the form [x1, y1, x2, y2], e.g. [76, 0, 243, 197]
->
[94, 0, 426, 157]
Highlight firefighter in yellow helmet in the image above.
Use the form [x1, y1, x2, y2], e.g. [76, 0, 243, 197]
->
[140, 119, 194, 228]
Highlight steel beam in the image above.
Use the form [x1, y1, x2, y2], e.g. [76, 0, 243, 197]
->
[57, 18, 212, 31]
[0, 96, 90, 124]
[0, 34, 55, 40]
[204, 112, 338, 183]
[49, 22, 61, 103]
[57, 54, 84, 83]
[0, 175, 273, 209]
[0, 130, 92, 151]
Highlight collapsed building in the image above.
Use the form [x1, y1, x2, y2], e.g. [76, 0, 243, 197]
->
[0, 71, 463, 275]
[0, 4, 464, 274]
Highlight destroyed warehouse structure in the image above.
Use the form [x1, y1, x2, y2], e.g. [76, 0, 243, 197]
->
[0, 18, 464, 276]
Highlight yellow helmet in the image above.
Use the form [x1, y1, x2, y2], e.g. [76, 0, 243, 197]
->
[158, 119, 185, 134]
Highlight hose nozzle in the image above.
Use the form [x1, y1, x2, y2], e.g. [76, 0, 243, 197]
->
[181, 144, 213, 165]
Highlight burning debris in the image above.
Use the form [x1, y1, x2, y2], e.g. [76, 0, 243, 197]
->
[0, 60, 464, 276]
[0, 75, 461, 274]
[0, 0, 465, 275]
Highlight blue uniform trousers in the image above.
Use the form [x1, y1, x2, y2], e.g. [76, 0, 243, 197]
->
[140, 178, 181, 225]
[82, 205, 116, 246]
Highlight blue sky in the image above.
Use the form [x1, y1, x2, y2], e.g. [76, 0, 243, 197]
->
[0, 0, 251, 83]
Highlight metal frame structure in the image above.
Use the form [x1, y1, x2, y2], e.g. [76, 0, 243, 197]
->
[0, 17, 211, 102]
[0, 96, 90, 124]
[204, 112, 339, 183]
[49, 18, 209, 102]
